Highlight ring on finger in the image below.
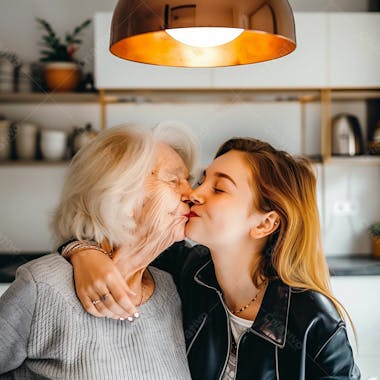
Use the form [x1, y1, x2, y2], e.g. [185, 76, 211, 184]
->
[100, 293, 109, 302]
[92, 299, 101, 305]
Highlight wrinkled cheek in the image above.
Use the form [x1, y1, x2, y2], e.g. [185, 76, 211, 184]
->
[157, 183, 181, 214]
[142, 187, 181, 234]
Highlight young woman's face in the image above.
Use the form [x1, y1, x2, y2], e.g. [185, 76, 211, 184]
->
[138, 143, 192, 242]
[185, 150, 260, 249]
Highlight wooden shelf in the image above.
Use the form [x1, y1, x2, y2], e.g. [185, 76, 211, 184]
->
[101, 89, 321, 104]
[330, 90, 380, 100]
[0, 92, 99, 103]
[1, 88, 378, 104]
[0, 160, 70, 167]
[325, 156, 380, 166]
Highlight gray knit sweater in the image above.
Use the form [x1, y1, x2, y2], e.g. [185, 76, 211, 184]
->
[0, 254, 191, 380]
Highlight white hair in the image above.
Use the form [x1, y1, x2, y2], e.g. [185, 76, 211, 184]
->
[52, 121, 199, 247]
[153, 120, 199, 182]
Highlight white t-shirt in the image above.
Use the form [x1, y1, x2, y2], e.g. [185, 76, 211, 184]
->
[222, 309, 253, 380]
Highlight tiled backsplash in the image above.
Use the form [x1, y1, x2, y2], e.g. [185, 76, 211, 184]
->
[323, 164, 380, 255]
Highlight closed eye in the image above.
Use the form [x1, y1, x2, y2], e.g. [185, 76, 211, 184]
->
[161, 175, 180, 185]
[196, 177, 205, 187]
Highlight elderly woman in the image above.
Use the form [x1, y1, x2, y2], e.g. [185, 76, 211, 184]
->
[0, 123, 197, 379]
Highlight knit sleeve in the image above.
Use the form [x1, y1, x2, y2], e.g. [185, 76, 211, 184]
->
[0, 265, 37, 375]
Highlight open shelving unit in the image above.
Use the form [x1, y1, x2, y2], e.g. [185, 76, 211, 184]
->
[320, 88, 380, 164]
[0, 86, 379, 166]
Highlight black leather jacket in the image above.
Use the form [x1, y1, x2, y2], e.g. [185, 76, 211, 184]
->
[155, 242, 361, 380]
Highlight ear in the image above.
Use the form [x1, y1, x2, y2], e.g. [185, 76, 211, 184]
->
[250, 211, 280, 239]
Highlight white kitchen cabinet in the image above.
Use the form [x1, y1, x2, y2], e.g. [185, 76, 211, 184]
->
[94, 13, 212, 89]
[328, 13, 380, 88]
[0, 165, 67, 252]
[331, 276, 380, 380]
[212, 13, 328, 89]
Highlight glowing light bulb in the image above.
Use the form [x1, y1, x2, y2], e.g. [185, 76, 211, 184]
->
[166, 27, 244, 48]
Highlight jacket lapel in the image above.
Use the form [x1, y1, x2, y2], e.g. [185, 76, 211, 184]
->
[194, 260, 291, 348]
[251, 279, 291, 348]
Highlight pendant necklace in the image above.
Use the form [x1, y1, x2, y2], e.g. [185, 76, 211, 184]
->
[230, 281, 268, 315]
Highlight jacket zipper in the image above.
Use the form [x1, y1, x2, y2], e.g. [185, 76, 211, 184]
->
[216, 290, 231, 380]
[193, 273, 231, 380]
[186, 313, 207, 355]
[233, 331, 247, 380]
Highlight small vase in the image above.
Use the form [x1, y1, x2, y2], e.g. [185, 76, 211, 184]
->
[0, 120, 11, 160]
[15, 122, 38, 160]
[44, 62, 81, 92]
[372, 236, 380, 260]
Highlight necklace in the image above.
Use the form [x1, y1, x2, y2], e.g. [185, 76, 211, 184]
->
[230, 281, 268, 315]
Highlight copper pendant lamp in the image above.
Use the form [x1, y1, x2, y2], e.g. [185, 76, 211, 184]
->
[110, 0, 296, 67]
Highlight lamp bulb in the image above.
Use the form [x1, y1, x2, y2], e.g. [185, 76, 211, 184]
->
[166, 27, 244, 48]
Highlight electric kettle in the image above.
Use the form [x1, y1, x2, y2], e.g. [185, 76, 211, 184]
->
[331, 114, 364, 156]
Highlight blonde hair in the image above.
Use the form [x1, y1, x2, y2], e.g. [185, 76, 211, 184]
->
[215, 138, 352, 327]
[52, 122, 199, 247]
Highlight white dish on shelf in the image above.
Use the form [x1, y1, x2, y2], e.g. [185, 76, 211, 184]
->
[40, 129, 67, 161]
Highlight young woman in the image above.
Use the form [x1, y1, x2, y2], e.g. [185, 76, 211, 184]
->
[61, 137, 360, 379]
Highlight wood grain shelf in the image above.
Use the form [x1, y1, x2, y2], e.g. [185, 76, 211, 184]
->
[330, 90, 380, 100]
[0, 92, 99, 103]
[0, 160, 70, 167]
[325, 156, 380, 166]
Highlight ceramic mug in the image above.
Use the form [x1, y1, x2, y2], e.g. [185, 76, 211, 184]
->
[40, 129, 67, 161]
[15, 122, 38, 160]
[0, 120, 11, 160]
[373, 123, 380, 142]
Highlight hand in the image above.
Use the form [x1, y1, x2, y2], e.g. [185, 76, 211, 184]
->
[71, 249, 139, 320]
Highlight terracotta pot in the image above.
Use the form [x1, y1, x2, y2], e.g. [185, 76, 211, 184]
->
[44, 62, 81, 92]
[372, 236, 380, 259]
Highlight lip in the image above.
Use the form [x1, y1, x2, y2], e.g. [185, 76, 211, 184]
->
[185, 211, 199, 218]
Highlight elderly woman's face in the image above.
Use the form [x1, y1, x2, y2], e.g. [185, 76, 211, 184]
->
[137, 143, 192, 243]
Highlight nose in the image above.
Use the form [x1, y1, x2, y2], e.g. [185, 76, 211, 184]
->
[189, 187, 204, 204]
[180, 179, 193, 203]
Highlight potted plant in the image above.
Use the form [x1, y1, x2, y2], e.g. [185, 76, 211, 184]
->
[36, 18, 91, 92]
[370, 223, 380, 259]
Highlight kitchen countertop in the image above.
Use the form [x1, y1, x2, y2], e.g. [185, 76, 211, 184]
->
[0, 253, 47, 283]
[327, 255, 380, 276]
[1, 253, 380, 283]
